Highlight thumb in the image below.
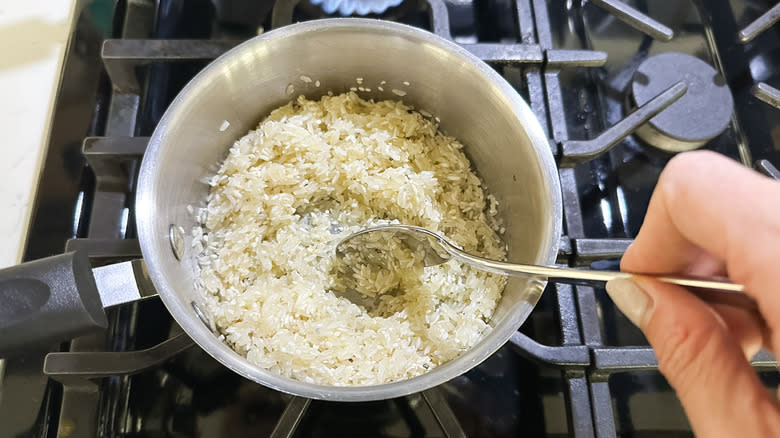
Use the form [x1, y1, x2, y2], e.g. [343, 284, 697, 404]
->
[605, 277, 780, 437]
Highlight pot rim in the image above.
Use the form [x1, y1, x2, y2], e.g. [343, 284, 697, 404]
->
[136, 18, 563, 401]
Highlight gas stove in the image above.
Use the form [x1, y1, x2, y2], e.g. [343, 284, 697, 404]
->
[2, 0, 780, 437]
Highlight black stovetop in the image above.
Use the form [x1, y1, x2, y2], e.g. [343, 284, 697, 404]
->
[2, 0, 780, 437]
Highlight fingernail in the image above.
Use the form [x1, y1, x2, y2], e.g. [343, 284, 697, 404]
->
[605, 278, 653, 328]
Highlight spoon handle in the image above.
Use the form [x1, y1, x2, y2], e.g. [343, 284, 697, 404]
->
[547, 269, 756, 311]
[450, 251, 756, 310]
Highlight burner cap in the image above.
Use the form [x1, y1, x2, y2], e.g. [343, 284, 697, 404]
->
[631, 53, 734, 152]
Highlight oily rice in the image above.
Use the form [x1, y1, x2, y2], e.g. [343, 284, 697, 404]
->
[195, 92, 507, 386]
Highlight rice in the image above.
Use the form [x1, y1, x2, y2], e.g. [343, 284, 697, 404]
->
[196, 92, 507, 386]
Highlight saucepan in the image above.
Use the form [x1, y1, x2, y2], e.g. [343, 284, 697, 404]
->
[0, 19, 561, 401]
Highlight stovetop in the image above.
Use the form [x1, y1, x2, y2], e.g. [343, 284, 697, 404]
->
[2, 0, 780, 437]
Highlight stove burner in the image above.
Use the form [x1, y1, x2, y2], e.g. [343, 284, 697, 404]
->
[630, 52, 734, 152]
[309, 0, 403, 15]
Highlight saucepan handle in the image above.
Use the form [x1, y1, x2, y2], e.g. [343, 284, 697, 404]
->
[0, 251, 108, 353]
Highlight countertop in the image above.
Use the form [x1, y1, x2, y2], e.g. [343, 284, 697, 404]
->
[0, 0, 79, 268]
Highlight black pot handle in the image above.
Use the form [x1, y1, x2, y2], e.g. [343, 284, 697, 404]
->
[0, 251, 108, 354]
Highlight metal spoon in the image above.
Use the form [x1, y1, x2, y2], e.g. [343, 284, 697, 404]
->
[335, 224, 757, 310]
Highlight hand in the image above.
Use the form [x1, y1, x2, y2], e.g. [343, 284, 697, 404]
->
[605, 150, 780, 437]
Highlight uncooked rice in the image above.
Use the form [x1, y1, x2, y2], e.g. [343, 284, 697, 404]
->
[195, 92, 507, 386]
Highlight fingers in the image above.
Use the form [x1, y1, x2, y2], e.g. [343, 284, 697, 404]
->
[621, 151, 780, 347]
[709, 303, 767, 360]
[614, 151, 780, 435]
[606, 277, 780, 437]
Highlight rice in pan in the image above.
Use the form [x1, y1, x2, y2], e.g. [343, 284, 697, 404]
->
[195, 92, 507, 386]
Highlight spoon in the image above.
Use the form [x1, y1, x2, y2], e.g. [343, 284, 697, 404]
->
[335, 224, 756, 310]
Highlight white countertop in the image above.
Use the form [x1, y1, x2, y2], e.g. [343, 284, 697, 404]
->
[0, 0, 79, 268]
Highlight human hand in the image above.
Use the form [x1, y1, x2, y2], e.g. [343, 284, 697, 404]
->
[605, 150, 780, 437]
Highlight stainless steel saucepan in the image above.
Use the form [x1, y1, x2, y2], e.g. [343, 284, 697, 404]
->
[0, 19, 562, 401]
